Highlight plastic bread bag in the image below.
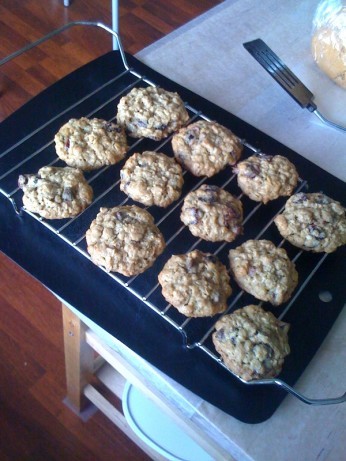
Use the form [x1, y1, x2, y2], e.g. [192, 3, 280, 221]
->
[311, 0, 346, 88]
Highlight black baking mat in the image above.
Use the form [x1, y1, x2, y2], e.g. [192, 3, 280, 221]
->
[0, 50, 345, 423]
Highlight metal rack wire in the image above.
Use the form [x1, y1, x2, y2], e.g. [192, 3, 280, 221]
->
[0, 21, 345, 406]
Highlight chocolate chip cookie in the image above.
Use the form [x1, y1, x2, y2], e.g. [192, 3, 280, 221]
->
[158, 250, 232, 317]
[274, 192, 346, 253]
[234, 154, 299, 203]
[86, 205, 165, 276]
[18, 166, 93, 219]
[180, 184, 243, 242]
[116, 86, 189, 140]
[229, 239, 298, 305]
[120, 151, 184, 207]
[172, 120, 243, 177]
[55, 117, 128, 171]
[212, 304, 290, 381]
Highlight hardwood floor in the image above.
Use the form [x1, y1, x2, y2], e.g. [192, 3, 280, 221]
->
[0, 0, 222, 121]
[0, 1, 223, 460]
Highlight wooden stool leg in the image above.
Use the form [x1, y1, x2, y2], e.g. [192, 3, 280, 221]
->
[62, 303, 94, 413]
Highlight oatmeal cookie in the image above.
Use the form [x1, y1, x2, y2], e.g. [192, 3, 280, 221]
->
[116, 86, 189, 140]
[180, 184, 243, 242]
[172, 120, 243, 177]
[55, 117, 128, 171]
[86, 205, 165, 276]
[228, 240, 298, 306]
[274, 192, 346, 253]
[158, 250, 232, 317]
[234, 154, 299, 203]
[120, 151, 184, 207]
[18, 166, 93, 219]
[212, 304, 290, 381]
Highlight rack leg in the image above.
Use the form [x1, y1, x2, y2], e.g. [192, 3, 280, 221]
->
[112, 0, 119, 50]
[63, 0, 118, 50]
[62, 303, 94, 413]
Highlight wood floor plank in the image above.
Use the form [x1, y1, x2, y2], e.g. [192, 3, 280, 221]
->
[131, 6, 178, 35]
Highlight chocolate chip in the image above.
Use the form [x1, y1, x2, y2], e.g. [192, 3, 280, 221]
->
[263, 358, 273, 372]
[185, 127, 200, 143]
[18, 174, 39, 189]
[138, 159, 149, 168]
[223, 206, 241, 229]
[205, 254, 218, 264]
[292, 193, 308, 204]
[62, 187, 75, 202]
[224, 212, 236, 228]
[204, 185, 219, 192]
[187, 207, 202, 224]
[263, 343, 274, 358]
[315, 194, 331, 205]
[248, 266, 256, 277]
[176, 151, 187, 162]
[136, 119, 148, 128]
[215, 328, 226, 341]
[18, 175, 29, 188]
[199, 187, 218, 204]
[103, 122, 122, 133]
[244, 163, 260, 179]
[186, 256, 198, 272]
[308, 224, 326, 240]
[116, 211, 124, 221]
[155, 123, 167, 130]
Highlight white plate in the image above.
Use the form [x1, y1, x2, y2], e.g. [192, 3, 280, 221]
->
[122, 382, 214, 461]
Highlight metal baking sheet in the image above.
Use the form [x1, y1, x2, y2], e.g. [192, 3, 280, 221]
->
[0, 50, 345, 423]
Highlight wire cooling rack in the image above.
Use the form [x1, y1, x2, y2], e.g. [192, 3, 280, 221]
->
[0, 21, 345, 406]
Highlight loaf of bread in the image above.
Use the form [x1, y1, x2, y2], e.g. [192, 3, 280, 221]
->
[311, 4, 346, 88]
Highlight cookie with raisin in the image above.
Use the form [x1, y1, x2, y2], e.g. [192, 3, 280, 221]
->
[120, 151, 184, 207]
[234, 154, 299, 203]
[18, 166, 93, 219]
[86, 205, 165, 276]
[172, 120, 243, 177]
[180, 184, 243, 242]
[55, 117, 128, 171]
[213, 304, 290, 381]
[274, 192, 346, 253]
[158, 250, 232, 317]
[229, 239, 298, 306]
[116, 86, 189, 140]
